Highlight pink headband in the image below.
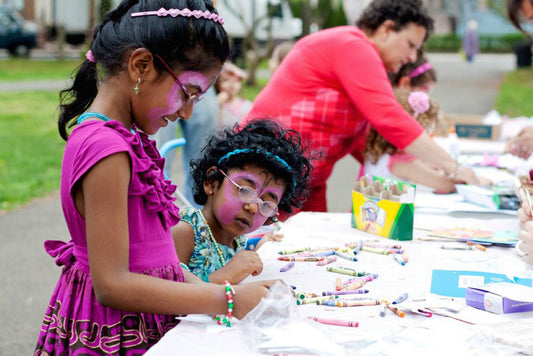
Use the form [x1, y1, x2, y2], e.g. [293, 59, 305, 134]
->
[407, 62, 432, 79]
[131, 7, 224, 25]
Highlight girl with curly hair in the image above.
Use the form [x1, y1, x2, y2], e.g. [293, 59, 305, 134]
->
[172, 119, 312, 284]
[362, 90, 457, 193]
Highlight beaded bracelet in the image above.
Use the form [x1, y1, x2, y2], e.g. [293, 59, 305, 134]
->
[214, 280, 235, 327]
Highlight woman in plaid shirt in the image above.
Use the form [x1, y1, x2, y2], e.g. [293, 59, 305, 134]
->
[245, 0, 483, 212]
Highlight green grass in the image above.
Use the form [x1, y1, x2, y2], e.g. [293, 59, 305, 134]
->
[495, 68, 533, 117]
[0, 91, 64, 211]
[0, 59, 80, 81]
[242, 78, 269, 101]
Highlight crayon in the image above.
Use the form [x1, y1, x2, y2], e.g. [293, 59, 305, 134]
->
[280, 261, 295, 272]
[337, 299, 380, 307]
[392, 293, 408, 304]
[322, 289, 369, 296]
[386, 304, 405, 317]
[278, 256, 325, 262]
[379, 301, 387, 317]
[465, 241, 487, 251]
[308, 317, 359, 328]
[340, 280, 367, 291]
[341, 274, 377, 286]
[327, 266, 368, 277]
[335, 251, 358, 262]
[393, 253, 406, 265]
[278, 247, 311, 255]
[335, 277, 342, 291]
[296, 295, 338, 305]
[353, 241, 363, 254]
[402, 251, 409, 263]
[361, 246, 391, 255]
[440, 245, 473, 250]
[316, 256, 337, 266]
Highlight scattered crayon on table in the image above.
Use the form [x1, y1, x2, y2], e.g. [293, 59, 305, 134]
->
[308, 317, 359, 328]
[280, 261, 295, 272]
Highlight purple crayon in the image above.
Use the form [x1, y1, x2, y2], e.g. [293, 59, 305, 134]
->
[322, 289, 370, 296]
[280, 261, 295, 272]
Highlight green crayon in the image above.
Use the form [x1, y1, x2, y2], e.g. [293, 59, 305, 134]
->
[278, 247, 311, 255]
[327, 267, 367, 277]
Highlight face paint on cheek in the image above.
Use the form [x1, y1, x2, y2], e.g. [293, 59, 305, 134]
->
[148, 82, 184, 124]
[216, 183, 243, 225]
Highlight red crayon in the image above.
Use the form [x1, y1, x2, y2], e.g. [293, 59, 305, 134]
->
[308, 317, 359, 327]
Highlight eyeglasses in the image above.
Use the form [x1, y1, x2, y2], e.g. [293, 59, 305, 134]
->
[218, 169, 279, 218]
[154, 54, 203, 105]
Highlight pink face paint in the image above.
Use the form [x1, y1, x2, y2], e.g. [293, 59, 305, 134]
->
[147, 71, 210, 132]
[216, 171, 284, 232]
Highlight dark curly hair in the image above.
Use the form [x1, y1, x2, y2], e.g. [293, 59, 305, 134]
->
[364, 89, 440, 164]
[190, 119, 313, 214]
[356, 0, 434, 40]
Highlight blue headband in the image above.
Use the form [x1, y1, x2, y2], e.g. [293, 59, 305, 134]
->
[217, 148, 296, 200]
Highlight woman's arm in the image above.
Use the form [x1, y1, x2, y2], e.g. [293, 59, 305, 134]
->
[403, 131, 480, 185]
[82, 152, 273, 318]
[391, 157, 456, 193]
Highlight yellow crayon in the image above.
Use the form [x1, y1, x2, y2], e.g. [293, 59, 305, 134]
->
[386, 303, 405, 317]
[337, 299, 380, 307]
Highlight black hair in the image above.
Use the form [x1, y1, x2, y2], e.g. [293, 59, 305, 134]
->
[356, 0, 434, 40]
[58, 0, 229, 141]
[507, 0, 532, 32]
[388, 52, 437, 88]
[190, 119, 313, 214]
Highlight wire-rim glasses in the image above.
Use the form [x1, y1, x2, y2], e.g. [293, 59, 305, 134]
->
[218, 169, 279, 218]
[154, 54, 203, 105]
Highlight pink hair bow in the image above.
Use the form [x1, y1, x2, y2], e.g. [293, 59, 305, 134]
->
[407, 91, 430, 118]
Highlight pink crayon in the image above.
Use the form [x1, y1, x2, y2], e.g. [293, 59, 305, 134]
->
[316, 256, 337, 266]
[308, 317, 359, 328]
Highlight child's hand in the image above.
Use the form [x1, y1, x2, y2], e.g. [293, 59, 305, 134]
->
[221, 250, 263, 284]
[233, 279, 278, 319]
[518, 200, 533, 265]
[254, 232, 284, 251]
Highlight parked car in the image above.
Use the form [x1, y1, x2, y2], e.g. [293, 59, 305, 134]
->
[0, 5, 38, 56]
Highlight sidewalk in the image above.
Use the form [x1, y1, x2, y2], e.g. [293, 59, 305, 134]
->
[0, 53, 516, 355]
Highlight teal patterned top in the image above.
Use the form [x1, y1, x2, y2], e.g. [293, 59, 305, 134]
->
[179, 206, 246, 282]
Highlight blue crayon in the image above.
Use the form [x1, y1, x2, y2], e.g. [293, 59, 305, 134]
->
[392, 292, 408, 305]
[353, 241, 363, 254]
[322, 289, 370, 296]
[393, 254, 405, 266]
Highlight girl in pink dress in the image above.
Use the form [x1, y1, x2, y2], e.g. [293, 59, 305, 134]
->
[35, 1, 275, 354]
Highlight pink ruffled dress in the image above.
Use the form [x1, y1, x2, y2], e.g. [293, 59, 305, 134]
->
[35, 120, 183, 355]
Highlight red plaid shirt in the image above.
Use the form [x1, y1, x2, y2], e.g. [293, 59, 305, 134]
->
[245, 27, 423, 210]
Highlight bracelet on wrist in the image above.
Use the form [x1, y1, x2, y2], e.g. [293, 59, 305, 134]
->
[213, 280, 235, 327]
[448, 164, 463, 180]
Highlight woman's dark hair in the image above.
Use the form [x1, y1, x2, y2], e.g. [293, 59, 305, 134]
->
[190, 119, 313, 214]
[58, 0, 229, 140]
[356, 0, 434, 40]
[507, 0, 532, 32]
[388, 53, 437, 88]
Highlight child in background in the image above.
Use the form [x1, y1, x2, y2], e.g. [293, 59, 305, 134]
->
[172, 119, 312, 284]
[36, 1, 276, 354]
[268, 41, 295, 74]
[389, 53, 437, 93]
[215, 62, 253, 128]
[363, 90, 457, 193]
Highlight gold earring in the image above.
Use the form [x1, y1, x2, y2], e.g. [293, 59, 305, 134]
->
[209, 190, 213, 195]
[134, 77, 141, 94]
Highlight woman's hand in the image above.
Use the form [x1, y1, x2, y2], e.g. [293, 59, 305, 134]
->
[505, 126, 533, 159]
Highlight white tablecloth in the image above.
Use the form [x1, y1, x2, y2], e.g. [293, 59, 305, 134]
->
[147, 207, 533, 355]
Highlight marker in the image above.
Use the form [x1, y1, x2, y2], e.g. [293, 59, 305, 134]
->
[392, 293, 408, 305]
[280, 261, 294, 272]
[393, 254, 405, 265]
[440, 245, 473, 250]
[278, 256, 324, 262]
[386, 304, 405, 317]
[308, 317, 359, 328]
[322, 289, 369, 296]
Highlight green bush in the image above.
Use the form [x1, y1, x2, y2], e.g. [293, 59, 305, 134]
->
[426, 33, 529, 53]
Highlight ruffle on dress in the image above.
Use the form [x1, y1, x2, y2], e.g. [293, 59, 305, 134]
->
[105, 121, 181, 230]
